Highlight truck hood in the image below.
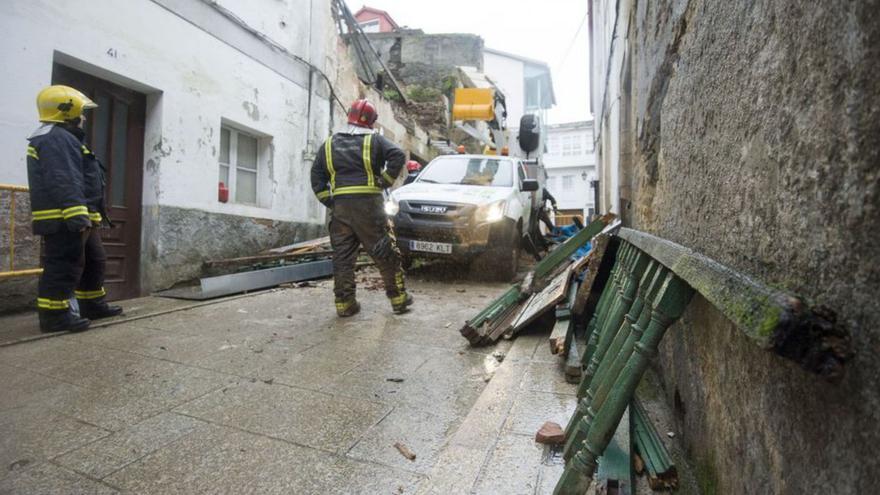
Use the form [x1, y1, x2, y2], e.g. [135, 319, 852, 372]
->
[391, 182, 512, 206]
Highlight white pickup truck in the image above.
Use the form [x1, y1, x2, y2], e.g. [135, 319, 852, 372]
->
[385, 154, 539, 280]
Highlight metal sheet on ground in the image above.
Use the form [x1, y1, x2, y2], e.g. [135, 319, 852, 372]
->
[156, 260, 334, 300]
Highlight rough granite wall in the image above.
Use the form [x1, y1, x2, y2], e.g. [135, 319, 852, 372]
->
[142, 205, 324, 291]
[367, 31, 483, 88]
[0, 193, 39, 313]
[620, 0, 880, 493]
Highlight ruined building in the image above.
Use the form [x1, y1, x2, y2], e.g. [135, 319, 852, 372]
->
[589, 0, 879, 492]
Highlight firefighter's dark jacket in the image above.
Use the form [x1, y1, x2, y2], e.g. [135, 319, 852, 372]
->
[26, 124, 108, 235]
[310, 131, 406, 206]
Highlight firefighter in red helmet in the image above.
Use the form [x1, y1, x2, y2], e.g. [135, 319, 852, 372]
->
[310, 99, 413, 316]
[403, 160, 421, 185]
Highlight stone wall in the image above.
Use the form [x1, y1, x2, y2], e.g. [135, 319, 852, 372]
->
[142, 205, 325, 291]
[366, 31, 483, 88]
[613, 0, 879, 492]
[0, 192, 39, 313]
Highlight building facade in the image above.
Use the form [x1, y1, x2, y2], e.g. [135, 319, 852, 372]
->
[482, 48, 555, 132]
[0, 0, 433, 310]
[542, 121, 596, 220]
[353, 6, 399, 33]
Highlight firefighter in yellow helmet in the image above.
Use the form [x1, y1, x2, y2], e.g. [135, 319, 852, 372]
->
[26, 85, 122, 333]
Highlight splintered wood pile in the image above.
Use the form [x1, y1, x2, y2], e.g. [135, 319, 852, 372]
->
[458, 214, 619, 346]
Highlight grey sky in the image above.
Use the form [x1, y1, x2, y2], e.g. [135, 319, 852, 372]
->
[349, 1, 591, 125]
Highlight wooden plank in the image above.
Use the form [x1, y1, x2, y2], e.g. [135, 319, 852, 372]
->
[617, 228, 852, 380]
[572, 233, 616, 317]
[595, 406, 633, 495]
[549, 317, 569, 355]
[564, 330, 582, 383]
[510, 264, 573, 333]
[265, 236, 331, 254]
[204, 250, 333, 267]
[532, 214, 616, 282]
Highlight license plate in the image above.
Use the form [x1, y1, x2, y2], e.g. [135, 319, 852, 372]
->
[410, 240, 453, 254]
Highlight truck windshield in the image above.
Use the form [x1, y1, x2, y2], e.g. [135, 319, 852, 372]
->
[416, 157, 513, 187]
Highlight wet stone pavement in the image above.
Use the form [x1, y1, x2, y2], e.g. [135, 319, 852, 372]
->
[0, 267, 578, 494]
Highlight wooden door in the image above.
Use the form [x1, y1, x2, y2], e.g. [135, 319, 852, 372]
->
[52, 64, 145, 300]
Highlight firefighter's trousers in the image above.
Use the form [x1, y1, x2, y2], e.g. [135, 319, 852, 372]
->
[329, 195, 406, 308]
[37, 227, 108, 313]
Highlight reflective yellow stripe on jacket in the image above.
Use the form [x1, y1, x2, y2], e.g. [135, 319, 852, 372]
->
[362, 134, 374, 187]
[333, 185, 382, 195]
[324, 134, 383, 197]
[27, 146, 39, 160]
[32, 205, 89, 222]
[324, 138, 336, 192]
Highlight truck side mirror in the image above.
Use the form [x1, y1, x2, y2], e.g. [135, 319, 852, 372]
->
[521, 179, 539, 192]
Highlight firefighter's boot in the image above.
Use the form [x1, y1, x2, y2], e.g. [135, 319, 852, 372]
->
[78, 299, 123, 320]
[391, 293, 414, 315]
[38, 309, 91, 333]
[336, 298, 361, 317]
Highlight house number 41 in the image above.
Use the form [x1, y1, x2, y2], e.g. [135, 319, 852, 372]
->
[107, 48, 118, 58]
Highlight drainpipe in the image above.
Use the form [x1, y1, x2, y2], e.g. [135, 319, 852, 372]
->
[591, 179, 600, 217]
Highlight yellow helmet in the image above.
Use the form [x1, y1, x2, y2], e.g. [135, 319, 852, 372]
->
[36, 85, 97, 123]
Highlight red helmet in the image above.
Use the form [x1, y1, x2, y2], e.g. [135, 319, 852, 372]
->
[347, 99, 378, 128]
[406, 160, 421, 172]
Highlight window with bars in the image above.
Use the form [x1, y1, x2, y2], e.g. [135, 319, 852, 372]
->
[219, 125, 260, 205]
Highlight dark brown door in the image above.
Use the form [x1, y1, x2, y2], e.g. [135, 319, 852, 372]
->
[52, 64, 145, 301]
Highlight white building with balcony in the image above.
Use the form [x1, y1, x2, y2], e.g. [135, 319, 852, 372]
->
[543, 120, 596, 220]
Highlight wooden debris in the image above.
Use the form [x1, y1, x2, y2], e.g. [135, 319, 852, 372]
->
[549, 318, 568, 355]
[266, 236, 331, 254]
[571, 233, 615, 317]
[204, 249, 333, 268]
[564, 335, 582, 384]
[510, 265, 573, 335]
[394, 442, 417, 461]
[459, 215, 616, 346]
[632, 399, 678, 490]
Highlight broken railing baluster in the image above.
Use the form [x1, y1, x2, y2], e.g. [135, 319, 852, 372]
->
[581, 247, 648, 390]
[555, 272, 694, 495]
[566, 262, 664, 461]
[579, 244, 632, 376]
[579, 246, 621, 368]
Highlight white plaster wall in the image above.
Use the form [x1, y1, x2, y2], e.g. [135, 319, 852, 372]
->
[589, 0, 629, 215]
[544, 126, 596, 170]
[542, 123, 596, 213]
[545, 166, 596, 213]
[483, 52, 525, 126]
[0, 0, 332, 226]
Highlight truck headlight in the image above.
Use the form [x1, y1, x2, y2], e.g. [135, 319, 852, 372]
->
[477, 201, 506, 223]
[384, 199, 399, 216]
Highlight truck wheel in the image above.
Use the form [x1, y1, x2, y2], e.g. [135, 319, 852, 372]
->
[496, 230, 520, 281]
[488, 223, 520, 282]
